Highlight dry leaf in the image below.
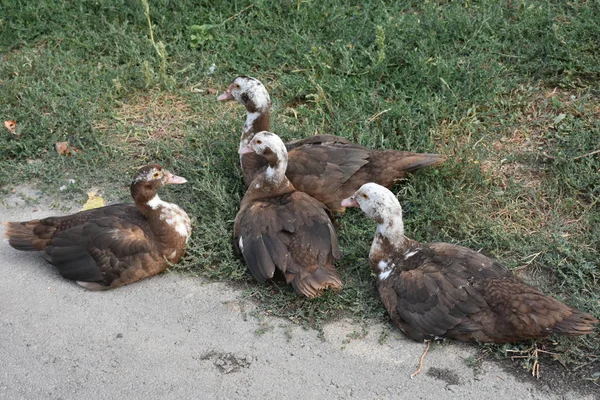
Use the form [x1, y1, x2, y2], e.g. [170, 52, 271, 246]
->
[81, 191, 105, 211]
[55, 142, 70, 155]
[4, 120, 17, 134]
[206, 87, 218, 94]
[553, 113, 567, 126]
[55, 141, 81, 155]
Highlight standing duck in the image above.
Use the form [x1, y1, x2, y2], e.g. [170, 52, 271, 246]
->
[4, 165, 192, 290]
[341, 183, 598, 343]
[234, 131, 342, 297]
[218, 76, 446, 213]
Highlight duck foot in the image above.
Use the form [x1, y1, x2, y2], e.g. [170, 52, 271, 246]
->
[506, 343, 556, 379]
[410, 340, 431, 379]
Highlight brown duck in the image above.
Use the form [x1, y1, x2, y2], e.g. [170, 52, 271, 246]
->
[218, 76, 446, 213]
[4, 165, 192, 290]
[233, 131, 342, 297]
[341, 183, 598, 343]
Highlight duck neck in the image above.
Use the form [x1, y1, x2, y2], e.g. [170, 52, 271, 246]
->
[370, 215, 407, 261]
[378, 215, 406, 248]
[239, 107, 270, 150]
[132, 184, 169, 218]
[131, 184, 158, 217]
[264, 156, 287, 186]
[130, 183, 191, 246]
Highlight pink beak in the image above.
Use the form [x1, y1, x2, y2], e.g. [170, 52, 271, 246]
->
[238, 143, 255, 155]
[340, 195, 359, 208]
[164, 171, 188, 184]
[217, 85, 234, 101]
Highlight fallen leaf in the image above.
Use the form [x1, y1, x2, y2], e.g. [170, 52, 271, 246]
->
[553, 113, 567, 125]
[55, 141, 81, 155]
[4, 120, 17, 134]
[55, 142, 70, 155]
[81, 191, 105, 211]
[206, 87, 218, 94]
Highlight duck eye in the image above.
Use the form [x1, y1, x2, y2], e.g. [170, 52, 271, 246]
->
[234, 84, 240, 89]
[256, 139, 262, 145]
[362, 193, 369, 199]
[152, 172, 161, 179]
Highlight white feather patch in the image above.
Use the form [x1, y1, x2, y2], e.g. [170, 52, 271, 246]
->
[146, 195, 192, 241]
[377, 260, 395, 281]
[147, 195, 162, 210]
[251, 89, 270, 111]
[404, 250, 419, 259]
[265, 166, 276, 180]
[243, 112, 261, 135]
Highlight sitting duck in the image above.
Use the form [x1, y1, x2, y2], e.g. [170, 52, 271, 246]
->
[218, 76, 446, 213]
[4, 164, 192, 290]
[341, 183, 598, 343]
[234, 131, 342, 297]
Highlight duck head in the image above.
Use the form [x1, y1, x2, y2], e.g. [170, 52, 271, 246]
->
[131, 164, 187, 205]
[239, 131, 288, 184]
[341, 183, 403, 226]
[217, 76, 271, 113]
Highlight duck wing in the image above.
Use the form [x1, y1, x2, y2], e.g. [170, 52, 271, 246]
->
[234, 191, 342, 297]
[285, 134, 352, 149]
[286, 145, 369, 210]
[386, 243, 598, 342]
[43, 213, 158, 290]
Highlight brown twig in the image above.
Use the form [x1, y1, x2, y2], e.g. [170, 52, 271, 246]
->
[573, 149, 600, 160]
[224, 4, 254, 24]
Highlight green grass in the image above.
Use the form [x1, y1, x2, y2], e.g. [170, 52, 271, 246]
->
[1, 0, 598, 374]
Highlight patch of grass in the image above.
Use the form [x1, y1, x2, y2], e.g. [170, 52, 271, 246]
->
[1, 0, 598, 372]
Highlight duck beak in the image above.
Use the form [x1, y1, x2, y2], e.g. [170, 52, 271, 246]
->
[341, 194, 359, 208]
[164, 171, 188, 185]
[238, 143, 255, 155]
[217, 85, 234, 101]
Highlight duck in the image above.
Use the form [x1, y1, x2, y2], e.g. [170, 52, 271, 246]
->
[3, 164, 192, 290]
[217, 76, 446, 213]
[233, 131, 342, 297]
[341, 183, 598, 343]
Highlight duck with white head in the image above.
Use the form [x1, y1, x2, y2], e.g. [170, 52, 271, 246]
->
[342, 183, 598, 344]
[234, 130, 343, 298]
[218, 76, 447, 213]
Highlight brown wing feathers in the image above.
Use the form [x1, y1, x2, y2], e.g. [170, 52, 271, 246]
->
[39, 216, 154, 289]
[235, 188, 342, 298]
[3, 220, 55, 251]
[476, 277, 598, 340]
[290, 264, 342, 299]
[285, 134, 352, 149]
[43, 239, 106, 283]
[4, 203, 135, 252]
[390, 267, 483, 341]
[385, 244, 598, 343]
[285, 145, 445, 212]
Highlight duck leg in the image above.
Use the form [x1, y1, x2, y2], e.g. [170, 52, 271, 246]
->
[410, 340, 431, 379]
[506, 343, 556, 379]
